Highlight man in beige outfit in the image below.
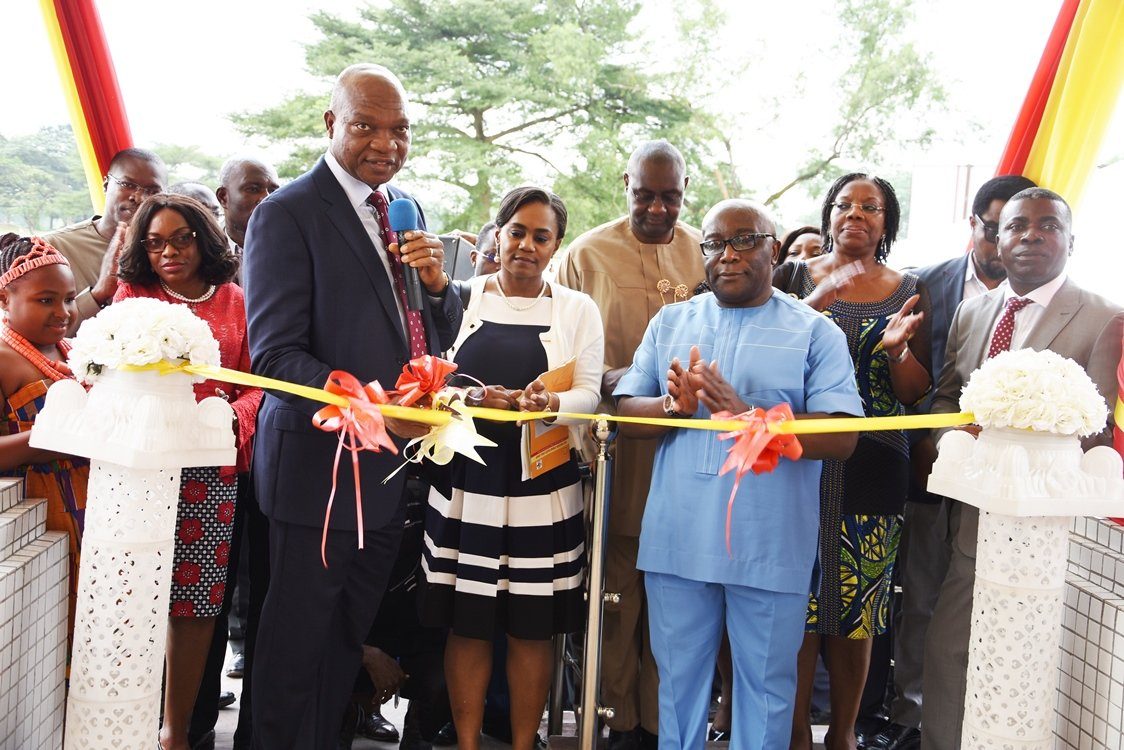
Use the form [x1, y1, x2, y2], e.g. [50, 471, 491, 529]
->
[555, 140, 704, 750]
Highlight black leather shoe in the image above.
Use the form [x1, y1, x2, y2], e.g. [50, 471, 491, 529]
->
[431, 722, 457, 746]
[360, 708, 401, 742]
[218, 691, 236, 709]
[865, 723, 921, 750]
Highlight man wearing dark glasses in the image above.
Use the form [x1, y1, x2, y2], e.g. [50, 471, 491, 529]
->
[867, 174, 1036, 750]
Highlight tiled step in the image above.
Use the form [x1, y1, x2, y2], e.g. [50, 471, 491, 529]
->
[1068, 531, 1124, 599]
[0, 498, 47, 563]
[0, 477, 23, 514]
[1071, 517, 1124, 556]
[1057, 573, 1124, 749]
[0, 530, 68, 750]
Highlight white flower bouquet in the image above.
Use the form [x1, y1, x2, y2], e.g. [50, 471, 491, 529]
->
[67, 298, 220, 384]
[959, 348, 1107, 437]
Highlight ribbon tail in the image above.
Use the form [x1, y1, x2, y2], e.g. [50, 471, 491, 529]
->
[322, 430, 348, 568]
[350, 431, 364, 550]
[382, 439, 426, 485]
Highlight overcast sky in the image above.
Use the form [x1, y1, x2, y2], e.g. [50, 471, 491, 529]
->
[6, 0, 1123, 299]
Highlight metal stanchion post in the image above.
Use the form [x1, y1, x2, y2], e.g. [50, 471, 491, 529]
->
[577, 417, 616, 750]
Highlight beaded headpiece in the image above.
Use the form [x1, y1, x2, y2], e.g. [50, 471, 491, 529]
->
[0, 237, 71, 288]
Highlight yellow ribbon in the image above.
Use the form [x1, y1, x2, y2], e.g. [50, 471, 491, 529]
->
[122, 361, 976, 435]
[1116, 397, 1124, 434]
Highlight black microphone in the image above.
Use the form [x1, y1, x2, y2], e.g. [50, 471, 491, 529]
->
[387, 198, 426, 311]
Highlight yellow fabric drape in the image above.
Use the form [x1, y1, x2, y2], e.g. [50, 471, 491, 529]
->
[1024, 0, 1124, 207]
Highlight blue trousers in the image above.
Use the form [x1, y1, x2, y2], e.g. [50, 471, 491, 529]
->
[645, 572, 806, 750]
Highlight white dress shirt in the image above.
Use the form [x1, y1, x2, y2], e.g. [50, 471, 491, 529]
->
[323, 150, 408, 334]
[990, 272, 1068, 351]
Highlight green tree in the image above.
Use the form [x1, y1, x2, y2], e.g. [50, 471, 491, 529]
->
[0, 126, 89, 231]
[153, 143, 225, 186]
[761, 0, 946, 205]
[233, 0, 719, 233]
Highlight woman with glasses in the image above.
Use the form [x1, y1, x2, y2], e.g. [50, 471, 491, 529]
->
[778, 174, 931, 750]
[115, 193, 262, 750]
[421, 186, 603, 750]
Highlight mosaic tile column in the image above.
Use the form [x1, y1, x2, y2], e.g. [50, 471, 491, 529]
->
[930, 427, 1124, 750]
[30, 369, 234, 750]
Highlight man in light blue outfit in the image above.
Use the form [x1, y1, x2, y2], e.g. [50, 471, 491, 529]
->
[615, 199, 862, 749]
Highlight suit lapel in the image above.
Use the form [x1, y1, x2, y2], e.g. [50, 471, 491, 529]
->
[1024, 278, 1081, 351]
[967, 290, 1005, 366]
[313, 161, 406, 353]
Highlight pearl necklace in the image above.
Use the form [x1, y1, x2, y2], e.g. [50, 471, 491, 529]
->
[160, 279, 217, 304]
[495, 275, 547, 312]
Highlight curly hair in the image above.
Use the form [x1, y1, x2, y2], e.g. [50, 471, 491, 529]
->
[118, 193, 238, 286]
[819, 173, 901, 263]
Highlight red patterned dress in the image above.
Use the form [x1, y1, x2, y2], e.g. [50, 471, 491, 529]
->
[113, 283, 262, 617]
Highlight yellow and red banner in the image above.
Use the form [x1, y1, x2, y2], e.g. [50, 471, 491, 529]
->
[997, 0, 1124, 207]
[39, 0, 133, 212]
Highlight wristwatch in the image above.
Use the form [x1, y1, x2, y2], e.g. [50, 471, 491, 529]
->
[662, 393, 685, 418]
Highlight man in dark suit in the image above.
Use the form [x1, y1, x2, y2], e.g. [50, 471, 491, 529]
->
[243, 63, 461, 750]
[868, 175, 1035, 750]
[920, 188, 1124, 750]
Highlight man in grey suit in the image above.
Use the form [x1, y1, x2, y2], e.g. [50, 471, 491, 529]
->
[920, 188, 1124, 750]
[868, 175, 1035, 750]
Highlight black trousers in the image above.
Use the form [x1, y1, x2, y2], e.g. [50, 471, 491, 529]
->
[251, 512, 404, 750]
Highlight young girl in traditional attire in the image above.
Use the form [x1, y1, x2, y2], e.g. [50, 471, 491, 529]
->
[0, 234, 88, 645]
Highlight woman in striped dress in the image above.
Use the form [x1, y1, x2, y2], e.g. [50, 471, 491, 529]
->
[421, 186, 604, 750]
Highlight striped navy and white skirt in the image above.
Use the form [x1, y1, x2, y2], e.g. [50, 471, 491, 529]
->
[419, 315, 586, 641]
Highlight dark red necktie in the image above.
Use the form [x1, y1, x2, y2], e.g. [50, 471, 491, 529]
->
[367, 191, 427, 358]
[986, 296, 1032, 359]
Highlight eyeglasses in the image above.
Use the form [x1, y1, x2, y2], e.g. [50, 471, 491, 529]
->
[140, 231, 196, 253]
[831, 202, 885, 215]
[699, 233, 776, 258]
[106, 173, 162, 198]
[975, 215, 999, 243]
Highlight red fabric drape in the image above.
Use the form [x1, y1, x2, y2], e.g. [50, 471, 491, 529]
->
[51, 0, 132, 174]
[995, 0, 1081, 176]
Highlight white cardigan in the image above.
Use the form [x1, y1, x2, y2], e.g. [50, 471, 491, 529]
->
[448, 275, 605, 438]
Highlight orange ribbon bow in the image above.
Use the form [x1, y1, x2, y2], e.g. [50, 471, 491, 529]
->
[312, 371, 398, 567]
[714, 404, 804, 556]
[392, 355, 458, 408]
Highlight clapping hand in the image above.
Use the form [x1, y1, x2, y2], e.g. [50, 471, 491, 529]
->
[694, 358, 750, 415]
[882, 293, 924, 358]
[805, 259, 865, 311]
[666, 345, 703, 416]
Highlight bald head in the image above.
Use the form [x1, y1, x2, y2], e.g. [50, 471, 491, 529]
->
[217, 156, 280, 246]
[701, 199, 779, 309]
[626, 140, 686, 177]
[168, 182, 222, 220]
[623, 140, 689, 244]
[325, 64, 412, 189]
[702, 199, 777, 237]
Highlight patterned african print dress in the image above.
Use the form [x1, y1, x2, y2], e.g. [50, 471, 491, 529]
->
[1, 379, 89, 642]
[789, 263, 931, 639]
[114, 282, 262, 618]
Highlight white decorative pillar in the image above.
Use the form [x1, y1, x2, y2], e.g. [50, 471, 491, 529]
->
[931, 426, 1124, 750]
[30, 368, 233, 750]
